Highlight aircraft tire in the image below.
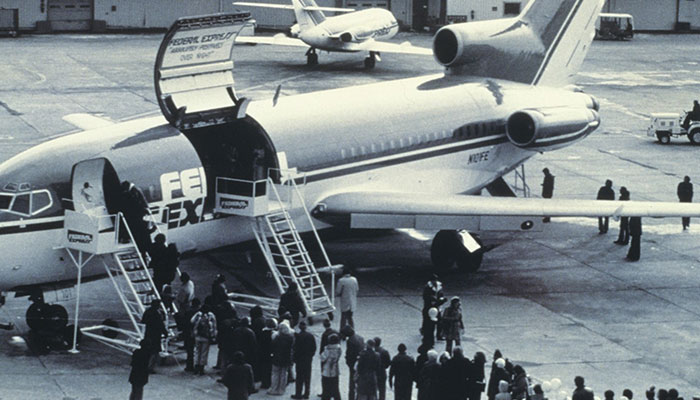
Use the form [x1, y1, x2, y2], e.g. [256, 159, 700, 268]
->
[63, 324, 82, 346]
[364, 56, 376, 69]
[455, 235, 483, 273]
[307, 53, 319, 66]
[26, 302, 49, 331]
[430, 230, 458, 271]
[689, 129, 700, 145]
[102, 318, 120, 339]
[45, 304, 69, 332]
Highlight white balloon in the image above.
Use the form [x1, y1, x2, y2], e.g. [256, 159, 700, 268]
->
[595, 396, 602, 400]
[551, 378, 562, 390]
[559, 390, 569, 400]
[542, 381, 552, 392]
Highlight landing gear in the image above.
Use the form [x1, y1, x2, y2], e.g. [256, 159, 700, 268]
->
[430, 230, 484, 272]
[364, 51, 379, 69]
[26, 299, 68, 332]
[306, 48, 319, 66]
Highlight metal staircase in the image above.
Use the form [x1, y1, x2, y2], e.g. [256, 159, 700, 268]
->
[215, 172, 339, 317]
[62, 210, 179, 355]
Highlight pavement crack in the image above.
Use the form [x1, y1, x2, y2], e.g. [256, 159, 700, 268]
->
[0, 100, 22, 116]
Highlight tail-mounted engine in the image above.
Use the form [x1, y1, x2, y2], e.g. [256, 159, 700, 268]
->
[339, 26, 374, 43]
[505, 107, 600, 152]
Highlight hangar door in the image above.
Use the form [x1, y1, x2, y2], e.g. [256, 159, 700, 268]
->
[48, 0, 93, 31]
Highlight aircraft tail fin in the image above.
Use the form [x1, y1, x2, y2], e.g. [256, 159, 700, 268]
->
[292, 0, 326, 31]
[433, 0, 605, 86]
[523, 0, 606, 86]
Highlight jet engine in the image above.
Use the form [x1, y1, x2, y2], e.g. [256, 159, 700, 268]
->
[505, 108, 600, 152]
[339, 26, 374, 43]
[432, 18, 544, 82]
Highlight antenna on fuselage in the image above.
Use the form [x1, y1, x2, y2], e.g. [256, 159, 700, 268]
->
[273, 84, 282, 107]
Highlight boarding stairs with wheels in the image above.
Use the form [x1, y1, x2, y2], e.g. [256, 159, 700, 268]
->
[215, 172, 340, 318]
[60, 209, 179, 355]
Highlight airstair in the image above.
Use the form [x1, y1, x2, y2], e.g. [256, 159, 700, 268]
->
[215, 172, 339, 317]
[61, 209, 179, 355]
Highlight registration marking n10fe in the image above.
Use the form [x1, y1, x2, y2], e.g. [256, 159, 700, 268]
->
[156, 167, 207, 229]
[467, 150, 490, 165]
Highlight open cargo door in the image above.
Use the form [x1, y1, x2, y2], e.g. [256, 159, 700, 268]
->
[154, 12, 253, 130]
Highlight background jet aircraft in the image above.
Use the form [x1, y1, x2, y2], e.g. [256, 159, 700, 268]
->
[232, 0, 432, 68]
[3, 0, 700, 341]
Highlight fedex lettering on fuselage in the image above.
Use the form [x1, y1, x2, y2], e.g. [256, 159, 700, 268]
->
[154, 167, 207, 229]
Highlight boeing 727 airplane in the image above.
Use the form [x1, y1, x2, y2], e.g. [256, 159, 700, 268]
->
[2, 1, 700, 348]
[232, 0, 432, 68]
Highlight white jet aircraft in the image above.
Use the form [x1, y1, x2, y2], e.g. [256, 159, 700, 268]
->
[2, 1, 700, 344]
[232, 0, 432, 68]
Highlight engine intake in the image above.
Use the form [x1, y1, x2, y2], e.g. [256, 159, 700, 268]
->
[505, 108, 600, 151]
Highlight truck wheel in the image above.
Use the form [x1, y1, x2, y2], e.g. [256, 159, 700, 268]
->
[657, 133, 671, 144]
[689, 130, 700, 145]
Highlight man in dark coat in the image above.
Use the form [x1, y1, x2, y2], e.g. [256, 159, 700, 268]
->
[292, 320, 317, 399]
[211, 274, 229, 307]
[279, 282, 307, 328]
[356, 339, 381, 400]
[149, 234, 168, 292]
[118, 180, 151, 252]
[222, 351, 256, 400]
[541, 168, 554, 222]
[258, 318, 277, 389]
[417, 350, 441, 400]
[614, 187, 631, 245]
[343, 324, 365, 400]
[487, 355, 510, 400]
[374, 337, 392, 400]
[467, 352, 487, 400]
[677, 176, 693, 229]
[249, 306, 266, 383]
[232, 317, 258, 375]
[627, 216, 642, 261]
[422, 274, 446, 341]
[389, 343, 415, 400]
[597, 179, 615, 233]
[443, 347, 470, 400]
[572, 376, 594, 400]
[141, 299, 166, 373]
[129, 340, 151, 400]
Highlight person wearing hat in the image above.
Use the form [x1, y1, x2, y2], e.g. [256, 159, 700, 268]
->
[541, 168, 555, 222]
[422, 274, 446, 342]
[441, 297, 464, 354]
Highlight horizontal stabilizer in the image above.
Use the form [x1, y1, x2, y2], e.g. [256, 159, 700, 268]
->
[360, 40, 433, 55]
[233, 2, 354, 12]
[235, 34, 308, 47]
[62, 113, 115, 130]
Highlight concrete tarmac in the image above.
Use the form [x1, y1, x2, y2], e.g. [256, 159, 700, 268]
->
[1, 32, 700, 399]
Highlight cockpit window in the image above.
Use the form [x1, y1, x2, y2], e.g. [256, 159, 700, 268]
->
[3, 183, 18, 192]
[32, 191, 51, 214]
[0, 194, 11, 209]
[11, 194, 30, 214]
[0, 189, 54, 217]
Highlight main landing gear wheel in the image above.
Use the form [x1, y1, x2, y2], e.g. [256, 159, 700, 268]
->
[657, 133, 671, 144]
[364, 56, 376, 69]
[689, 130, 700, 145]
[430, 230, 484, 273]
[26, 301, 68, 332]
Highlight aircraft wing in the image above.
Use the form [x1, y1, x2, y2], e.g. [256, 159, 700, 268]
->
[317, 191, 700, 230]
[235, 35, 308, 48]
[359, 40, 433, 56]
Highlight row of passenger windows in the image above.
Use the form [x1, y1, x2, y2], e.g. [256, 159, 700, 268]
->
[338, 120, 502, 160]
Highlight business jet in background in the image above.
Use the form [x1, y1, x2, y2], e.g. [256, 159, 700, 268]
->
[232, 0, 432, 68]
[2, 0, 700, 338]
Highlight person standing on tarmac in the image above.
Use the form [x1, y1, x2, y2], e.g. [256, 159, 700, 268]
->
[597, 180, 615, 234]
[627, 216, 643, 262]
[279, 282, 307, 328]
[128, 340, 151, 400]
[677, 176, 693, 230]
[342, 324, 365, 400]
[422, 274, 446, 341]
[541, 168, 555, 223]
[292, 320, 316, 400]
[389, 343, 415, 400]
[374, 336, 392, 400]
[141, 299, 166, 373]
[336, 268, 359, 330]
[614, 187, 631, 245]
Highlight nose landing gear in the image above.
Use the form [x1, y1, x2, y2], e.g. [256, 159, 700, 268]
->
[364, 51, 379, 69]
[24, 294, 75, 353]
[0, 294, 13, 330]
